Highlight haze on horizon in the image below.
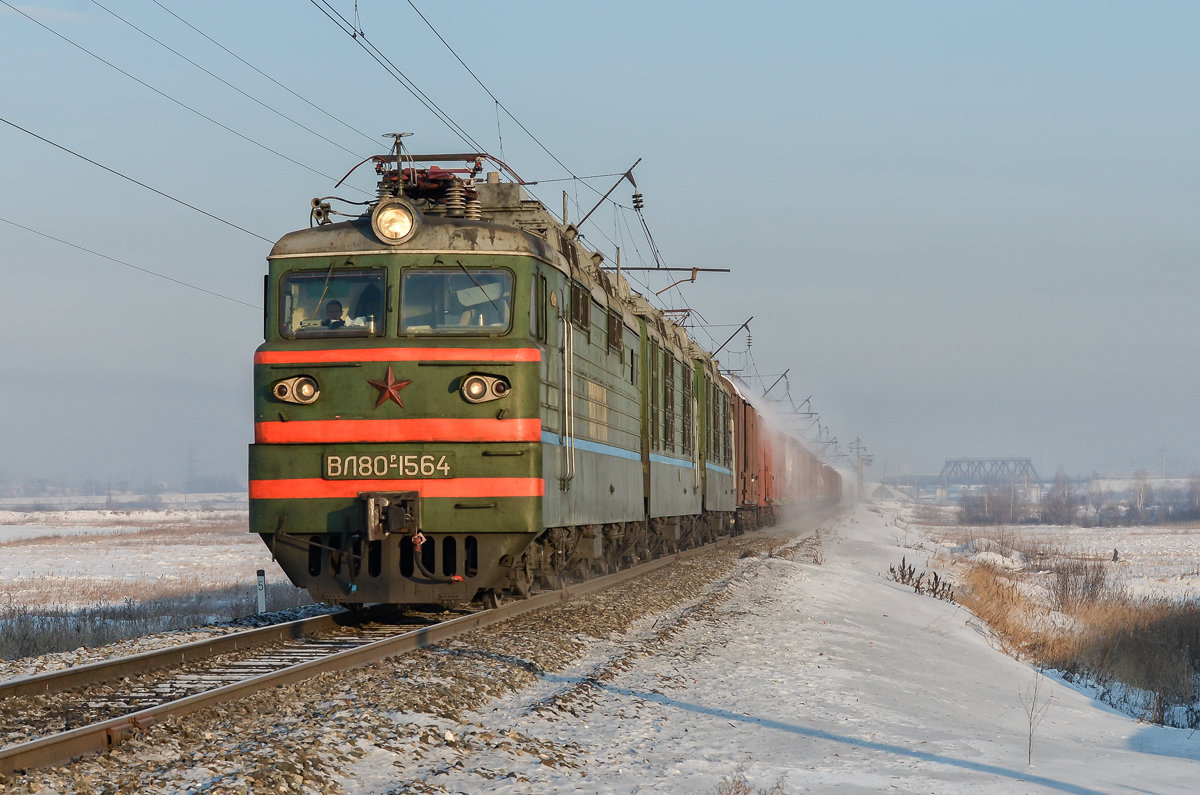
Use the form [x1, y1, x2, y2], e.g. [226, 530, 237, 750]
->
[1, 1, 1197, 489]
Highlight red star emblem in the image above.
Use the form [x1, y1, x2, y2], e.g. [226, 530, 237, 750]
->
[368, 366, 412, 408]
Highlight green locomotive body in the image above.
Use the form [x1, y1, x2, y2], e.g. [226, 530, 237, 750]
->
[250, 149, 819, 607]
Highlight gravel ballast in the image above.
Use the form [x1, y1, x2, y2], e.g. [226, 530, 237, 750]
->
[1, 523, 825, 794]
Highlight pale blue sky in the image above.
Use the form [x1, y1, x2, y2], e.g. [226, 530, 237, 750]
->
[1, 1, 1197, 485]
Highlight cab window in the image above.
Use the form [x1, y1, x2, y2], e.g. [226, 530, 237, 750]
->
[400, 268, 513, 334]
[279, 268, 385, 338]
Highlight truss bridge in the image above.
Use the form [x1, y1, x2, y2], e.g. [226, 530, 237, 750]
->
[938, 458, 1040, 487]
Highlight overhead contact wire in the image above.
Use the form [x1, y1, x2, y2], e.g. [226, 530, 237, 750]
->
[0, 0, 344, 185]
[0, 115, 273, 244]
[307, 0, 486, 154]
[91, 0, 367, 160]
[0, 215, 260, 310]
[405, 0, 588, 190]
[147, 0, 382, 151]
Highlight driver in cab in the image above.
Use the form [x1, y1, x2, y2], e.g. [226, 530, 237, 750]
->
[321, 299, 345, 328]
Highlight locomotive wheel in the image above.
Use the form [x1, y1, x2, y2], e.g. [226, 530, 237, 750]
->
[481, 589, 504, 610]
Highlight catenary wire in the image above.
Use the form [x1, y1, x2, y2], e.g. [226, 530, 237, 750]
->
[405, 0, 590, 190]
[148, 0, 382, 151]
[91, 0, 368, 161]
[0, 0, 345, 185]
[0, 215, 260, 310]
[0, 115, 273, 244]
[307, 0, 487, 154]
[318, 0, 674, 288]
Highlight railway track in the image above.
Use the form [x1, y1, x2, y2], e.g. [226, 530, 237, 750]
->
[0, 535, 744, 776]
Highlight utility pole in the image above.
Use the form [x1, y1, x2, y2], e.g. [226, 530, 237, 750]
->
[857, 437, 863, 503]
[850, 437, 873, 503]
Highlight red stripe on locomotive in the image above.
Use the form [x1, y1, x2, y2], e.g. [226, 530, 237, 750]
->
[249, 477, 545, 500]
[254, 418, 542, 444]
[254, 347, 541, 364]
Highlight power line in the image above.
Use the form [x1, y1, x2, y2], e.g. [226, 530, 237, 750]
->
[0, 0, 344, 185]
[0, 115, 273, 244]
[312, 1, 672, 279]
[147, 0, 382, 151]
[403, 1, 647, 236]
[533, 172, 628, 184]
[91, 0, 367, 160]
[0, 215, 259, 310]
[405, 1, 584, 185]
[307, 0, 486, 154]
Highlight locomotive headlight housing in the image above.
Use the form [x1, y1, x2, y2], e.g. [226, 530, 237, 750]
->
[272, 375, 320, 405]
[371, 197, 419, 245]
[461, 373, 511, 404]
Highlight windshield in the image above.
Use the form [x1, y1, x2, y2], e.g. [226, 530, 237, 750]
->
[400, 268, 513, 334]
[279, 268, 386, 338]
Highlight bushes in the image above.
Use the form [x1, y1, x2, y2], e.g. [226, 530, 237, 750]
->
[1065, 600, 1200, 725]
[0, 583, 312, 660]
[888, 556, 954, 602]
[951, 528, 1200, 728]
[1048, 559, 1109, 612]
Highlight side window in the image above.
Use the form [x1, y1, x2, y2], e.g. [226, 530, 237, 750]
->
[702, 375, 712, 460]
[537, 275, 548, 342]
[682, 362, 693, 456]
[711, 386, 722, 463]
[722, 393, 732, 467]
[530, 273, 539, 340]
[628, 348, 638, 386]
[663, 352, 675, 453]
[570, 282, 589, 330]
[649, 340, 661, 452]
[607, 311, 622, 354]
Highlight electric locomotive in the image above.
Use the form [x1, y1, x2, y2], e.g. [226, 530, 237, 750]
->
[250, 141, 743, 606]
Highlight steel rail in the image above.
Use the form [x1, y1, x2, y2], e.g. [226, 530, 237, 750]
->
[0, 607, 396, 699]
[0, 536, 741, 776]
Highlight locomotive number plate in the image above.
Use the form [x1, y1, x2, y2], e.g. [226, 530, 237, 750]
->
[324, 453, 454, 479]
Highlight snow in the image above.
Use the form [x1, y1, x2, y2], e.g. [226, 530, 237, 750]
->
[348, 503, 1200, 793]
[929, 521, 1200, 603]
[0, 505, 286, 610]
[5, 500, 1200, 790]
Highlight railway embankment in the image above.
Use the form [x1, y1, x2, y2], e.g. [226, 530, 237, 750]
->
[5, 505, 1200, 792]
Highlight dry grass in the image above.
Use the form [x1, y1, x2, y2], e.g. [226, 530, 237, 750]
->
[0, 583, 312, 660]
[0, 520, 244, 548]
[948, 526, 1200, 727]
[0, 519, 314, 661]
[713, 762, 787, 795]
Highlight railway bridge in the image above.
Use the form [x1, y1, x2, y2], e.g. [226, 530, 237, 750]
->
[936, 458, 1042, 501]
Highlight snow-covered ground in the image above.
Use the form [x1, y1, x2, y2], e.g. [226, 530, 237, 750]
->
[348, 503, 1200, 793]
[5, 501, 1200, 791]
[0, 506, 286, 610]
[0, 491, 247, 511]
[910, 514, 1200, 603]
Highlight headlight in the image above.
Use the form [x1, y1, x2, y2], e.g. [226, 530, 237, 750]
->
[461, 374, 510, 404]
[272, 376, 320, 405]
[371, 198, 419, 244]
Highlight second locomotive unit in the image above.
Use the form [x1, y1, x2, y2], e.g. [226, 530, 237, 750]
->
[249, 139, 839, 606]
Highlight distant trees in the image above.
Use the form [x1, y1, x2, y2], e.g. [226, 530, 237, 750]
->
[1084, 482, 1113, 526]
[1041, 468, 1078, 525]
[958, 484, 1026, 525]
[955, 471, 1200, 527]
[1128, 471, 1153, 523]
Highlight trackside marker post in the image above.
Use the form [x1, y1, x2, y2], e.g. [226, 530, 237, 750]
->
[257, 569, 267, 613]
